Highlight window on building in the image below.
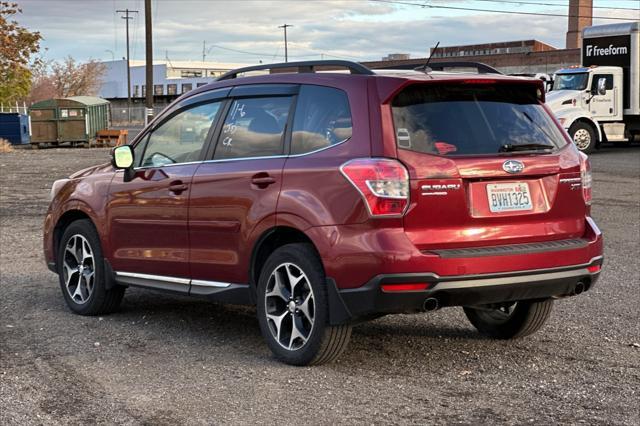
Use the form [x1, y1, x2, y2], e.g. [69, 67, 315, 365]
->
[142, 85, 146, 97]
[214, 96, 292, 160]
[291, 85, 352, 155]
[167, 84, 177, 95]
[137, 101, 222, 167]
[197, 83, 207, 88]
[154, 85, 163, 96]
[181, 70, 203, 78]
[181, 83, 193, 93]
[133, 85, 139, 97]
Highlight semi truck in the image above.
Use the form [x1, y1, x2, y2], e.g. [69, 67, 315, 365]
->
[547, 22, 639, 153]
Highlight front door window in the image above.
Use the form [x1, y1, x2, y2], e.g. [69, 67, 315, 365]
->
[138, 102, 222, 167]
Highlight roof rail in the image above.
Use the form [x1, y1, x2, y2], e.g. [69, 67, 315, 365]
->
[417, 61, 503, 75]
[217, 60, 375, 81]
[373, 61, 502, 75]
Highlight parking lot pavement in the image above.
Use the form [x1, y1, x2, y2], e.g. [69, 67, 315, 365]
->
[1, 145, 638, 425]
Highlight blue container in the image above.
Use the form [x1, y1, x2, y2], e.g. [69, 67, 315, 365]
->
[0, 113, 30, 145]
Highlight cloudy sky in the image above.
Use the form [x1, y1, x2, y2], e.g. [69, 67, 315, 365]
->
[14, 0, 640, 65]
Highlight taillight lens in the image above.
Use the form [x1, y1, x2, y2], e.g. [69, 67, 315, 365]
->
[579, 152, 592, 206]
[340, 158, 409, 217]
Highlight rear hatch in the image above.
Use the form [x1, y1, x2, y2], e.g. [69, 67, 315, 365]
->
[388, 80, 587, 250]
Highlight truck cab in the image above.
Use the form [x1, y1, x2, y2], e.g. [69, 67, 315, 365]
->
[547, 22, 640, 153]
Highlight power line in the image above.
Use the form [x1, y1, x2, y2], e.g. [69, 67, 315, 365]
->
[467, 0, 640, 11]
[370, 0, 638, 21]
[204, 44, 364, 61]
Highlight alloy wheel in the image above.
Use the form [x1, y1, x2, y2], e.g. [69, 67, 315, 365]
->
[573, 128, 591, 151]
[62, 234, 95, 304]
[264, 263, 315, 351]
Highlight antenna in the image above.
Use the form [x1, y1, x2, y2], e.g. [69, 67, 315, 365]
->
[419, 41, 440, 73]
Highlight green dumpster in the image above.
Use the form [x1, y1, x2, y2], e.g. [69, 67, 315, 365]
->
[29, 96, 110, 147]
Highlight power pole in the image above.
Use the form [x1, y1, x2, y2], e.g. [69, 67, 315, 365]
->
[202, 40, 206, 62]
[116, 9, 138, 123]
[278, 24, 292, 62]
[144, 0, 153, 125]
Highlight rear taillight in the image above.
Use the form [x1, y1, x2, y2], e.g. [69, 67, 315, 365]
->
[340, 158, 409, 217]
[579, 152, 592, 206]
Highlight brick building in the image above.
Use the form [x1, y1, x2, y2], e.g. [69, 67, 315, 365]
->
[363, 45, 580, 75]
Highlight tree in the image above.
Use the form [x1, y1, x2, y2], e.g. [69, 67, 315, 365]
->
[50, 56, 106, 98]
[0, 2, 41, 106]
[26, 57, 107, 104]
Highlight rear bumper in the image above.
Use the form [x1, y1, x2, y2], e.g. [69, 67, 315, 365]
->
[328, 256, 602, 323]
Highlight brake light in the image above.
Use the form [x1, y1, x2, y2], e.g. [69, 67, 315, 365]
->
[340, 158, 409, 217]
[462, 79, 496, 84]
[579, 152, 592, 206]
[587, 265, 601, 273]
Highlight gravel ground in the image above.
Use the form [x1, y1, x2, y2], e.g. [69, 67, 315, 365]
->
[1, 145, 638, 425]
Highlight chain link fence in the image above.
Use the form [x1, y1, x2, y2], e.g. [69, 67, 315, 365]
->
[110, 105, 168, 126]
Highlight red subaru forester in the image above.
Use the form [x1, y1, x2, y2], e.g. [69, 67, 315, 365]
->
[44, 61, 603, 366]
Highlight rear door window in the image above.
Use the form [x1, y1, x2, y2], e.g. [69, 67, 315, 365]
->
[214, 96, 292, 160]
[291, 85, 352, 155]
[392, 84, 567, 156]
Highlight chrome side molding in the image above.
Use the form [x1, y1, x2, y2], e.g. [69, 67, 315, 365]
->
[115, 271, 231, 289]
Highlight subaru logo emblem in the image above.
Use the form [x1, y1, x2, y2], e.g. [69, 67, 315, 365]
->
[503, 160, 524, 174]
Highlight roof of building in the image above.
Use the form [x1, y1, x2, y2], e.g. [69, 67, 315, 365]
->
[583, 22, 640, 38]
[105, 59, 250, 70]
[433, 39, 557, 51]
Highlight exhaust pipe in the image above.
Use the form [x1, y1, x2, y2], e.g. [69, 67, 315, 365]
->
[423, 297, 440, 312]
[574, 282, 585, 295]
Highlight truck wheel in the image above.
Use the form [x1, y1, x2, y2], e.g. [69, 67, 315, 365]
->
[58, 219, 125, 315]
[463, 299, 553, 339]
[569, 122, 596, 154]
[256, 243, 352, 366]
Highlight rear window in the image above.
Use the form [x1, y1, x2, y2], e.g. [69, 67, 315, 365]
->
[392, 84, 567, 156]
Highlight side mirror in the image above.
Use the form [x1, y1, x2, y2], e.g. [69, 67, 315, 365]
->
[596, 78, 607, 96]
[111, 145, 135, 181]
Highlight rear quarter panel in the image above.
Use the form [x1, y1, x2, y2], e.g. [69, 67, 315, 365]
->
[277, 78, 372, 227]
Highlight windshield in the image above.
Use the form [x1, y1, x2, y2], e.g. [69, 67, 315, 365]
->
[553, 73, 589, 91]
[391, 84, 567, 156]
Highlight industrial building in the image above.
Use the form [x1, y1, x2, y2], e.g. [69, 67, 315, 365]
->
[99, 59, 245, 104]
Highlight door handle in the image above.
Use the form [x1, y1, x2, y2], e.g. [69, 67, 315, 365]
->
[169, 181, 188, 194]
[251, 173, 276, 187]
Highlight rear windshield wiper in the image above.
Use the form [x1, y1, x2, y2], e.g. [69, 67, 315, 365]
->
[499, 143, 554, 152]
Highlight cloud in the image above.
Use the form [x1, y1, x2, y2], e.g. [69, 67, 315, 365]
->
[14, 0, 639, 64]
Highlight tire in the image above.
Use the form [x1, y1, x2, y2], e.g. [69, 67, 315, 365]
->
[57, 219, 125, 315]
[256, 243, 352, 366]
[569, 122, 597, 154]
[463, 299, 553, 339]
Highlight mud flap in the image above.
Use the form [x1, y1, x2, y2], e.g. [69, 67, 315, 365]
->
[326, 278, 353, 325]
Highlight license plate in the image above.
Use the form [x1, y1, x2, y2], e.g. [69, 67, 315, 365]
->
[486, 182, 532, 213]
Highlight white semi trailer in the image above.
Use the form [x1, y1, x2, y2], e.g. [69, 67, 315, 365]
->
[547, 22, 639, 153]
